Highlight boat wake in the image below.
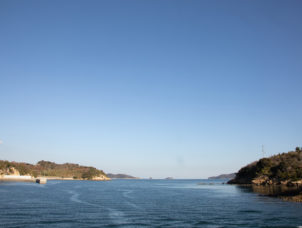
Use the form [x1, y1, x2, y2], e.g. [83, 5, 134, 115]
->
[66, 189, 129, 224]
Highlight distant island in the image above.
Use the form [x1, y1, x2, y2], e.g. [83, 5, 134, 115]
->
[106, 173, 138, 179]
[208, 173, 236, 180]
[0, 160, 110, 182]
[228, 147, 302, 202]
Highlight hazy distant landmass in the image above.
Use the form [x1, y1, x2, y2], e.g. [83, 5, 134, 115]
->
[0, 160, 109, 180]
[228, 147, 302, 202]
[106, 173, 137, 179]
[208, 173, 236, 180]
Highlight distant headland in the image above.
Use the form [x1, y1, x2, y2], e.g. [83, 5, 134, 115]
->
[228, 147, 302, 202]
[106, 173, 138, 179]
[208, 173, 236, 180]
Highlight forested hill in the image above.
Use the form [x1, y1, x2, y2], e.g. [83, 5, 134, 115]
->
[228, 147, 302, 185]
[0, 160, 109, 180]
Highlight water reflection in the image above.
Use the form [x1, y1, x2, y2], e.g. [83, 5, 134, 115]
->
[236, 184, 302, 197]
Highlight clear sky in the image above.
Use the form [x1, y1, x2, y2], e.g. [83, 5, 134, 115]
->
[0, 0, 301, 178]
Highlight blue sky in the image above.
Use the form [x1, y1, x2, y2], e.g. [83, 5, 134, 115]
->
[0, 0, 301, 178]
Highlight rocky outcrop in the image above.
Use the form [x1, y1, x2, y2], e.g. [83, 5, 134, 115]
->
[251, 176, 273, 186]
[0, 167, 20, 176]
[92, 175, 111, 181]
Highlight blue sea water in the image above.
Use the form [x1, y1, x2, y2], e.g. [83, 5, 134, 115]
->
[0, 179, 302, 227]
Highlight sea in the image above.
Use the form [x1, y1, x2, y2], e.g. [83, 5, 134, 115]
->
[0, 179, 302, 227]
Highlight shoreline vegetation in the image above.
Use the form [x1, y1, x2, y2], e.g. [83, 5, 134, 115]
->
[0, 160, 110, 183]
[228, 147, 302, 202]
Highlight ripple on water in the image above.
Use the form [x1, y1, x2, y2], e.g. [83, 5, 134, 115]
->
[121, 189, 134, 199]
[194, 220, 214, 225]
[238, 210, 262, 214]
[67, 190, 84, 204]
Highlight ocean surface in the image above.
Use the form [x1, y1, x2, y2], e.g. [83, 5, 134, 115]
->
[0, 179, 302, 227]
